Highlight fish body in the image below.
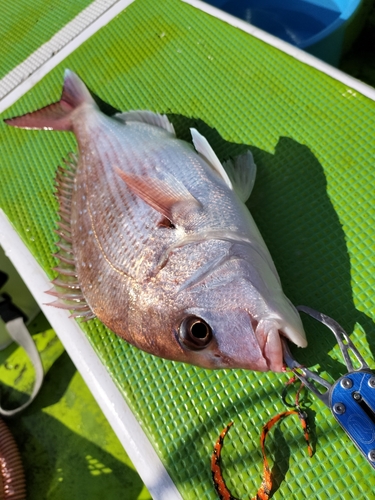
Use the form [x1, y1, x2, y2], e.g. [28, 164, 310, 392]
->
[5, 70, 307, 371]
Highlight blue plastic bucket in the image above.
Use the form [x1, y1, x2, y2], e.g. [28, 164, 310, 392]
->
[204, 0, 370, 65]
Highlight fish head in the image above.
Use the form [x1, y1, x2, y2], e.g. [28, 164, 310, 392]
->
[174, 251, 307, 372]
[174, 304, 304, 372]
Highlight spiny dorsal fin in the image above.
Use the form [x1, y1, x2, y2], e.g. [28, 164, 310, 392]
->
[49, 152, 96, 320]
[190, 128, 232, 190]
[223, 151, 257, 202]
[115, 110, 175, 135]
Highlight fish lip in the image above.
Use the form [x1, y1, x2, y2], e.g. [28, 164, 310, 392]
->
[254, 318, 285, 372]
[254, 314, 307, 371]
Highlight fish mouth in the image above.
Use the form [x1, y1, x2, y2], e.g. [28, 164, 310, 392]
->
[254, 318, 307, 372]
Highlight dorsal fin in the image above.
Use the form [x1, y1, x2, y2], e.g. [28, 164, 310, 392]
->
[223, 151, 257, 202]
[114, 110, 175, 135]
[47, 152, 96, 320]
[4, 70, 95, 131]
[190, 128, 233, 190]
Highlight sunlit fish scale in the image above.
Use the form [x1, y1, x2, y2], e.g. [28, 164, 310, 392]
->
[5, 70, 307, 372]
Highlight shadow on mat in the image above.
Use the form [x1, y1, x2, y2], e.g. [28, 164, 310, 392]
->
[165, 114, 374, 496]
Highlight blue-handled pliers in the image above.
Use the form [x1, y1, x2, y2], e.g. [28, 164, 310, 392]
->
[283, 305, 375, 469]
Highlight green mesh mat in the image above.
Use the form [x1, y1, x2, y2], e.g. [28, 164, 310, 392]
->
[1, 0, 375, 498]
[0, 0, 94, 79]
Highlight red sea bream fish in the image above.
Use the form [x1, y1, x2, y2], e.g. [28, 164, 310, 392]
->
[5, 70, 307, 372]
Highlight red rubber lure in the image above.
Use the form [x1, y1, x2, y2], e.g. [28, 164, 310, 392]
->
[211, 422, 239, 500]
[211, 381, 312, 500]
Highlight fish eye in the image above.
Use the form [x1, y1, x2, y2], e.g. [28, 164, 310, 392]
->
[178, 315, 212, 350]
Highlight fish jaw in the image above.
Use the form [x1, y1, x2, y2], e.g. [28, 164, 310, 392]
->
[243, 303, 307, 371]
[254, 319, 291, 372]
[251, 296, 307, 371]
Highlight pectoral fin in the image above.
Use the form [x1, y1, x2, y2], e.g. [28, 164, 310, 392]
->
[115, 168, 202, 225]
[223, 151, 257, 202]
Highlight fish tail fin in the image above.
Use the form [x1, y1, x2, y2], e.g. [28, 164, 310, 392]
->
[4, 69, 95, 131]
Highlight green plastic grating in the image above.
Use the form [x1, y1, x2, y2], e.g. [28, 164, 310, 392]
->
[0, 0, 94, 79]
[1, 0, 375, 498]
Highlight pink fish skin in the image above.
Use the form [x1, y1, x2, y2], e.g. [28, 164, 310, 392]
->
[5, 70, 307, 372]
